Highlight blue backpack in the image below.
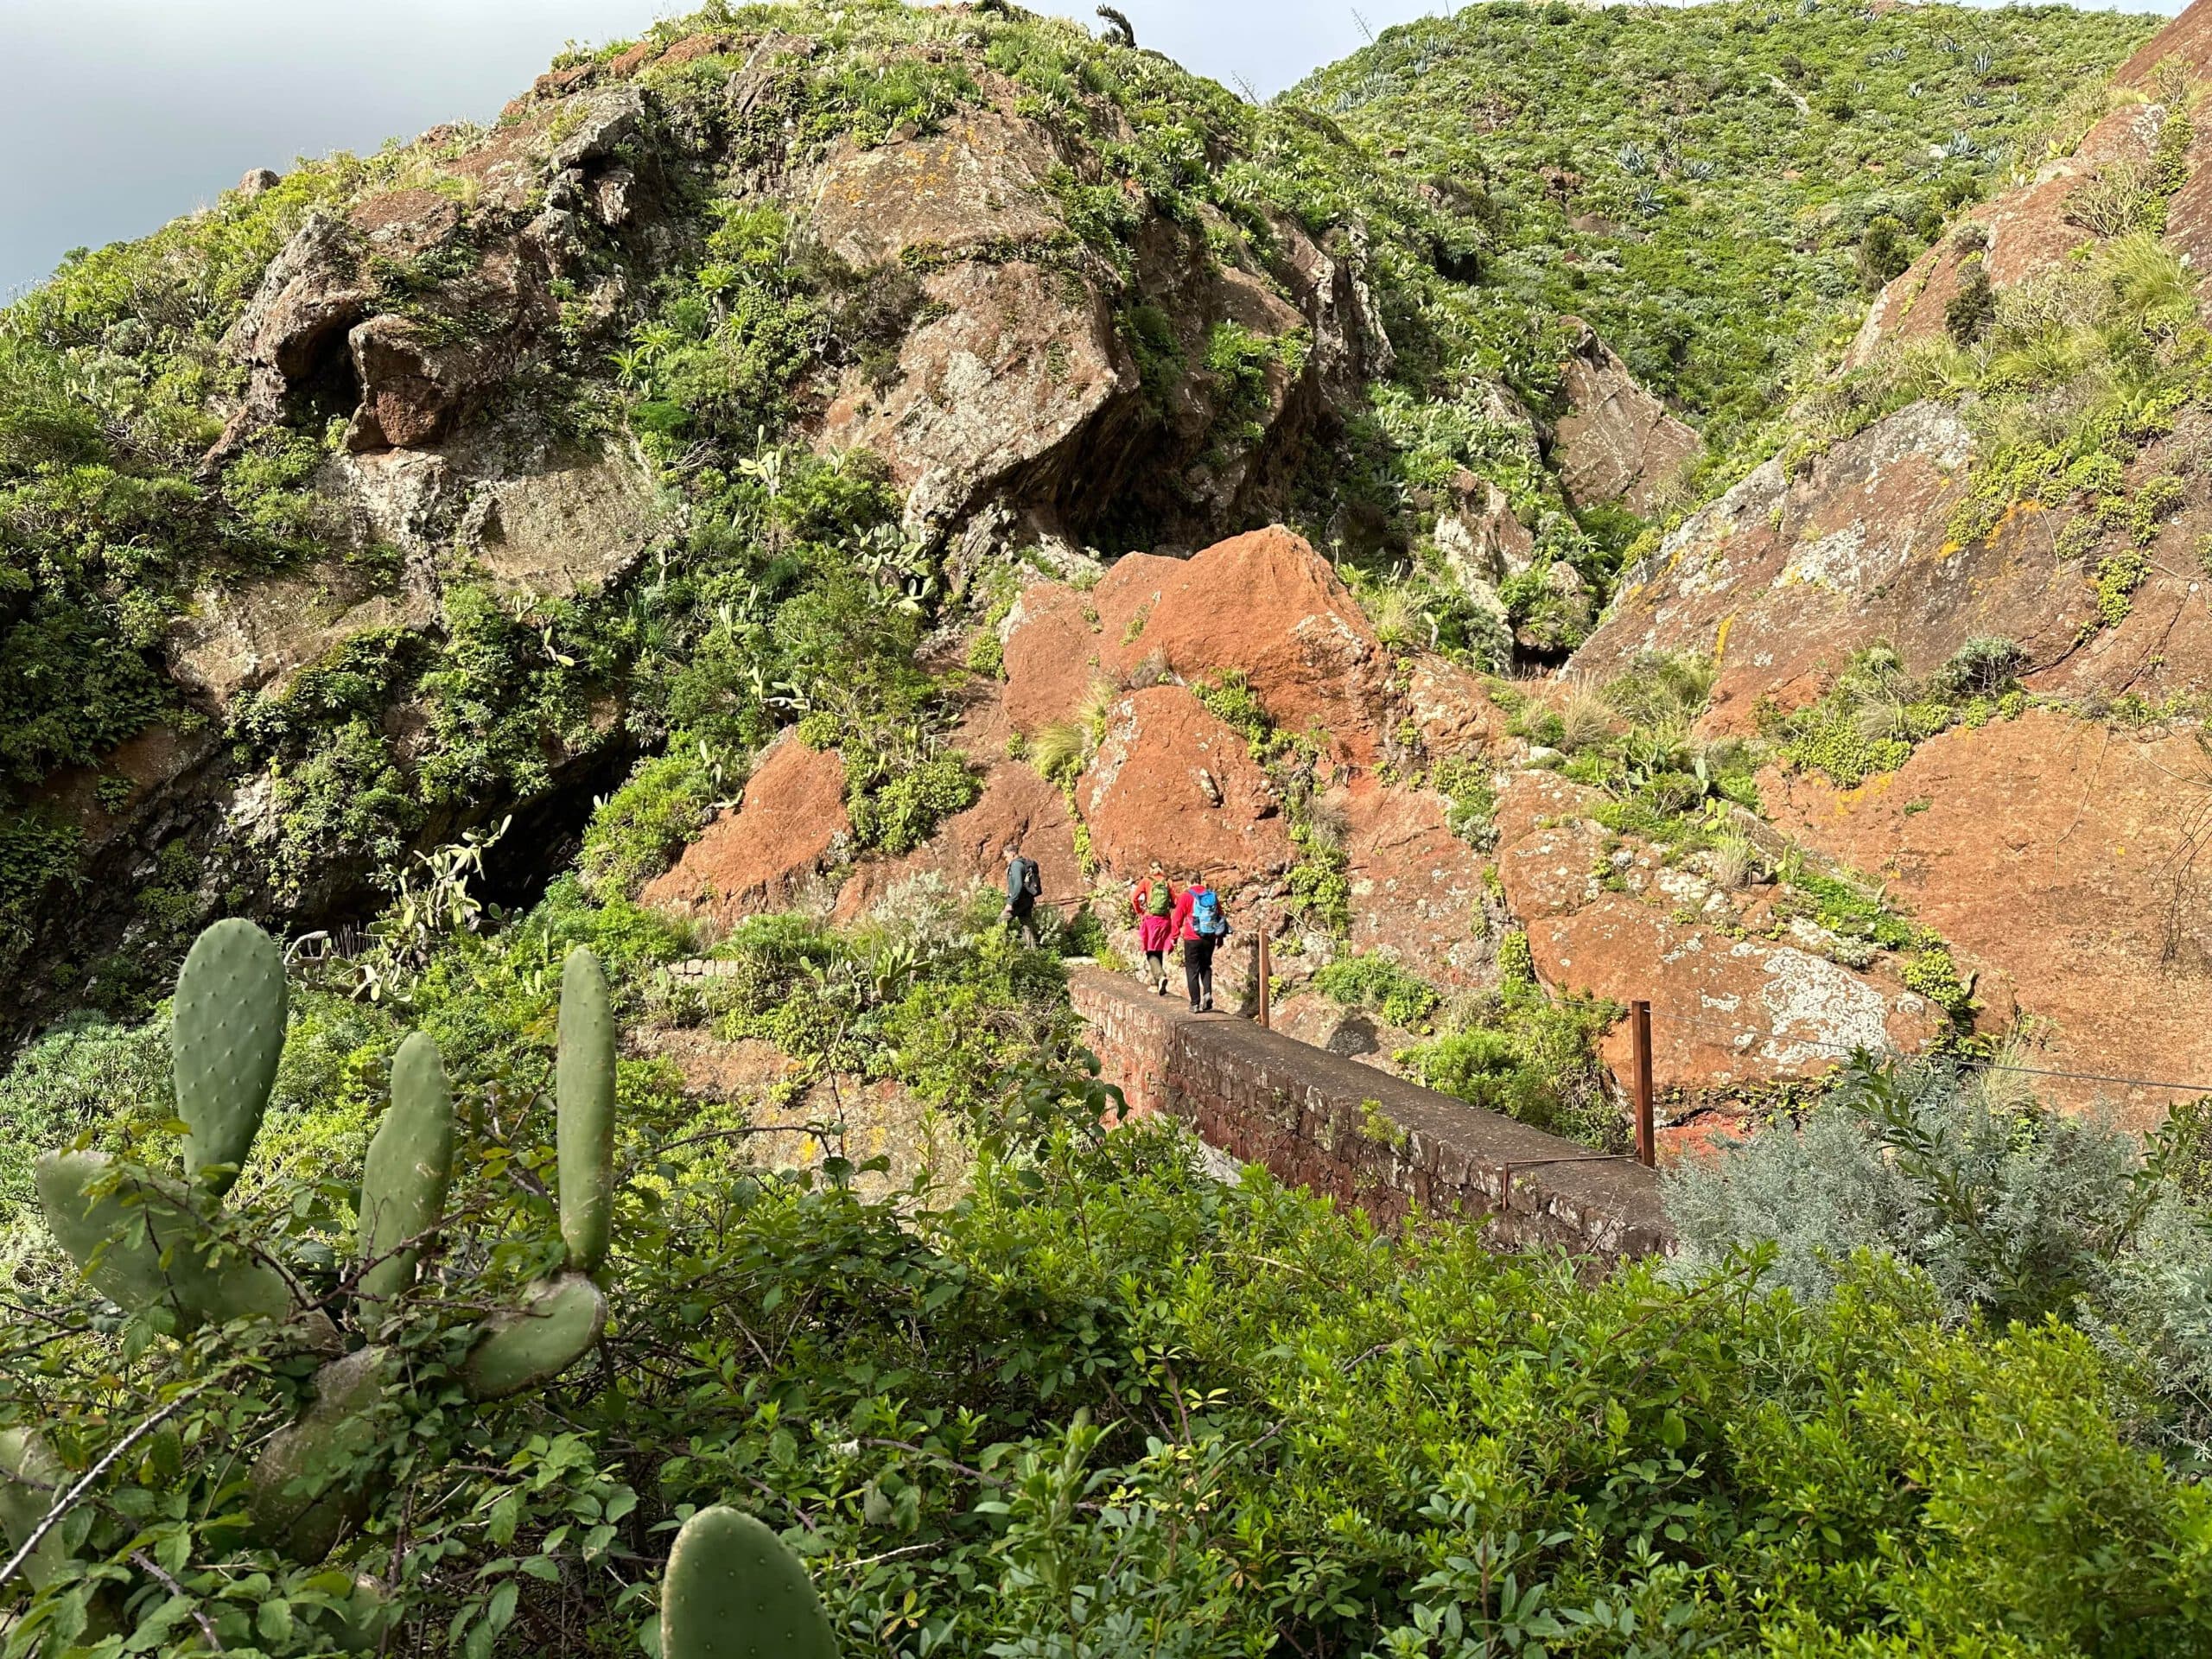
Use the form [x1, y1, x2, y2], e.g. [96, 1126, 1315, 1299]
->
[1191, 889, 1228, 938]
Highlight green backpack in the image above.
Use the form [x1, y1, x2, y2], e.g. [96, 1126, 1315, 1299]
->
[1146, 880, 1174, 918]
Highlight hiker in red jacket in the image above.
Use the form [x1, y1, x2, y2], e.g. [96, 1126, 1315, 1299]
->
[1132, 861, 1178, 995]
[1173, 873, 1230, 1014]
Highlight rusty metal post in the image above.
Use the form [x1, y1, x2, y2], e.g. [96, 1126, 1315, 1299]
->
[1631, 999, 1655, 1167]
[1257, 926, 1272, 1029]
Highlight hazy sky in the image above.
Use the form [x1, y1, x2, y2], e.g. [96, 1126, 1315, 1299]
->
[0, 0, 1459, 296]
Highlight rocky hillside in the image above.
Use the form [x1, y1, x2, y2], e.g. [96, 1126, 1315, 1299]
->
[0, 0, 1669, 1032]
[1301, 0, 2155, 452]
[0, 0, 2184, 1153]
[1562, 0, 2212, 1130]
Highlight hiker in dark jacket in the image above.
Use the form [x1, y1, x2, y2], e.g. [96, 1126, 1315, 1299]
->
[1173, 873, 1230, 1013]
[1132, 861, 1177, 995]
[1002, 842, 1042, 947]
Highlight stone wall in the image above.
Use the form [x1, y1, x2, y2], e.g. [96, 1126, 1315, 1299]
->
[1068, 966, 1673, 1259]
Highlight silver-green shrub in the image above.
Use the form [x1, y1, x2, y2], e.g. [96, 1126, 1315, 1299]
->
[1667, 1054, 2212, 1448]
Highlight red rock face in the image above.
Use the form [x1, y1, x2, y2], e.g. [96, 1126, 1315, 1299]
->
[644, 737, 850, 919]
[1766, 709, 2212, 1130]
[1001, 583, 1103, 734]
[1493, 772, 1943, 1103]
[1091, 528, 1388, 761]
[1336, 774, 1491, 984]
[2114, 0, 2212, 88]
[835, 762, 1081, 921]
[1078, 685, 1294, 884]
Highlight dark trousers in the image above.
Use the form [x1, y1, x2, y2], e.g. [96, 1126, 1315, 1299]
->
[1005, 895, 1038, 947]
[1183, 936, 1216, 1010]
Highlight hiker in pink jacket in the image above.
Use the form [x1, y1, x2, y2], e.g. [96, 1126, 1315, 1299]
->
[1131, 861, 1178, 995]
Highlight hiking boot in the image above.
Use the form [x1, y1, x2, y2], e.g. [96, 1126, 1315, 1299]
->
[1200, 997, 1213, 1014]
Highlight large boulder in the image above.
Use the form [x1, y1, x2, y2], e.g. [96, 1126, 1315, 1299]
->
[1077, 685, 1295, 883]
[1550, 320, 1699, 514]
[1090, 528, 1389, 762]
[1493, 772, 1943, 1105]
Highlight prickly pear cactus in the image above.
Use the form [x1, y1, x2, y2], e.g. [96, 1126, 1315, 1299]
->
[22, 918, 626, 1592]
[556, 946, 617, 1274]
[660, 1507, 836, 1659]
[248, 1346, 390, 1563]
[35, 1151, 290, 1331]
[356, 1033, 454, 1306]
[172, 918, 288, 1196]
[0, 1428, 78, 1590]
[462, 1272, 607, 1400]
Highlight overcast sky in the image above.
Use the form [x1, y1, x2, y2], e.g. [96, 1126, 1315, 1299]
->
[0, 0, 2186, 297]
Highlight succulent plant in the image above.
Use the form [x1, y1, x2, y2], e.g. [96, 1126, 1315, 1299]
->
[29, 921, 624, 1580]
[660, 1506, 836, 1659]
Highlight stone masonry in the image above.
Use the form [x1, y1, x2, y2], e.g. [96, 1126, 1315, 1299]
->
[1068, 966, 1674, 1260]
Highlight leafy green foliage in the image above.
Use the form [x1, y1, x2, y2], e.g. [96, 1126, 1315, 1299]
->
[1312, 952, 1442, 1030]
[579, 750, 721, 900]
[1399, 963, 1624, 1150]
[11, 925, 2212, 1654]
[1669, 1052, 2212, 1459]
[1769, 640, 2028, 788]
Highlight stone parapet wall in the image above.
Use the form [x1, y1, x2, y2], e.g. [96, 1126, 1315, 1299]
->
[1068, 966, 1673, 1260]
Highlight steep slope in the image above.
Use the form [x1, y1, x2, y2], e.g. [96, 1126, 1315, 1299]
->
[1560, 0, 2212, 1128]
[1300, 1, 2158, 454]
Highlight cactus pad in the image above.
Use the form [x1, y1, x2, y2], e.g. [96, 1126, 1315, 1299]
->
[357, 1033, 455, 1305]
[249, 1346, 389, 1564]
[461, 1271, 607, 1400]
[36, 1151, 290, 1330]
[0, 1428, 78, 1589]
[660, 1506, 836, 1659]
[173, 918, 289, 1196]
[556, 947, 617, 1274]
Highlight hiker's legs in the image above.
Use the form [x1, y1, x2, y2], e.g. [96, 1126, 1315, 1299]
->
[1143, 949, 1166, 991]
[1010, 896, 1039, 947]
[1184, 938, 1214, 1011]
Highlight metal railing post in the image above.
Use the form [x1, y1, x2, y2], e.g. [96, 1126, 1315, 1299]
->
[1631, 998, 1655, 1167]
[1257, 927, 1271, 1029]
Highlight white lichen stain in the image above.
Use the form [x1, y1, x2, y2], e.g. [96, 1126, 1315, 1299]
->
[1751, 944, 1897, 1068]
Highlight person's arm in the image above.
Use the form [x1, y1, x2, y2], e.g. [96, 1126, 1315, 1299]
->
[1171, 888, 1194, 938]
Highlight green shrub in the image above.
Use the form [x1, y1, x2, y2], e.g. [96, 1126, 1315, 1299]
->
[1428, 755, 1498, 850]
[1312, 952, 1442, 1029]
[848, 753, 982, 856]
[579, 751, 718, 899]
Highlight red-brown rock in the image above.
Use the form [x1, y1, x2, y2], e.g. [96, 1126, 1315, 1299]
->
[836, 761, 1081, 919]
[645, 737, 850, 921]
[1001, 582, 1104, 732]
[1335, 774, 1491, 985]
[1765, 709, 2212, 1130]
[1493, 772, 1943, 1102]
[1078, 685, 1294, 883]
[1092, 528, 1387, 761]
[1552, 320, 1699, 514]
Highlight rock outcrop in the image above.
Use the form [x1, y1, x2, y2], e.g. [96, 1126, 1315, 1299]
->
[1765, 710, 2212, 1128]
[1551, 321, 1700, 515]
[645, 735, 850, 918]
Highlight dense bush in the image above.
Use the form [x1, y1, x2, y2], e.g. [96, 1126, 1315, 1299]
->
[1669, 1052, 2212, 1458]
[9, 995, 2212, 1653]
